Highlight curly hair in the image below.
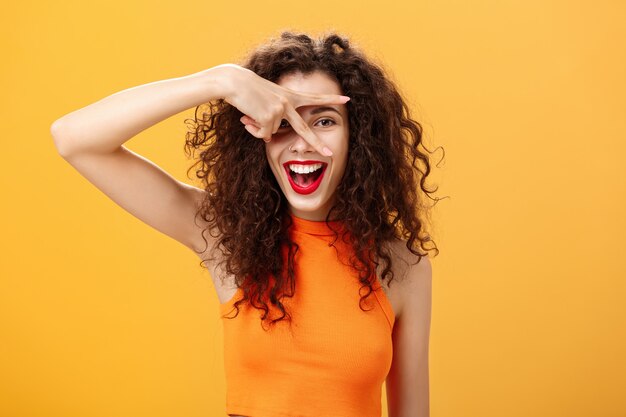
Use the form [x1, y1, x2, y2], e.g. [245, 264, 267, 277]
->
[183, 30, 444, 331]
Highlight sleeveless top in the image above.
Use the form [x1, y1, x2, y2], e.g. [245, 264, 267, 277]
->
[219, 214, 396, 417]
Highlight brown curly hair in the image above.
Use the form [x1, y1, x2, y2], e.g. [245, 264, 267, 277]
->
[183, 30, 444, 331]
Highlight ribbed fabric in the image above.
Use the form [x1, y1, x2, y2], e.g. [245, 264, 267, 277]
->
[219, 214, 395, 417]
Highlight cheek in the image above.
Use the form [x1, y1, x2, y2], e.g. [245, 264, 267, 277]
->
[336, 148, 349, 174]
[265, 147, 277, 168]
[265, 141, 282, 158]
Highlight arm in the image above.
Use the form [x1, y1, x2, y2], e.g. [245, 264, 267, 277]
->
[50, 64, 349, 253]
[51, 67, 228, 156]
[50, 66, 232, 253]
[386, 255, 432, 417]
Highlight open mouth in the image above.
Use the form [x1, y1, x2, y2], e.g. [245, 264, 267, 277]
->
[283, 161, 328, 195]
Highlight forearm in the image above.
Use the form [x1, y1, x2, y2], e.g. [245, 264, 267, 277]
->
[50, 65, 231, 156]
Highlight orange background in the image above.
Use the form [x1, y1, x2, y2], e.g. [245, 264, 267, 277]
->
[1, 1, 625, 416]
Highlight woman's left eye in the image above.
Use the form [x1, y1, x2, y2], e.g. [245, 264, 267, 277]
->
[317, 118, 336, 127]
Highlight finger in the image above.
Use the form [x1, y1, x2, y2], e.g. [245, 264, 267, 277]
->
[245, 123, 271, 143]
[291, 92, 350, 108]
[262, 117, 283, 143]
[244, 123, 262, 139]
[256, 122, 273, 142]
[271, 117, 283, 135]
[284, 105, 333, 157]
[240, 115, 259, 126]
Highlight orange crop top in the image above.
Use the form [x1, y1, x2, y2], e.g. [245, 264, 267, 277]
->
[219, 214, 396, 417]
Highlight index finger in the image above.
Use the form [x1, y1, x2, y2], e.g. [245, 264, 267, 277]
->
[290, 92, 350, 108]
[284, 104, 333, 157]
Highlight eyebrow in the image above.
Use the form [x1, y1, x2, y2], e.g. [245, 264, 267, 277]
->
[308, 106, 343, 117]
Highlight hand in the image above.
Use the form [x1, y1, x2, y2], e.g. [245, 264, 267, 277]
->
[212, 64, 350, 156]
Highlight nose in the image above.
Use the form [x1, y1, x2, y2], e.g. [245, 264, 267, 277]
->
[288, 134, 314, 154]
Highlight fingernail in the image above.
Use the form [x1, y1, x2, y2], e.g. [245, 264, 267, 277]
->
[340, 95, 351, 102]
[323, 147, 333, 156]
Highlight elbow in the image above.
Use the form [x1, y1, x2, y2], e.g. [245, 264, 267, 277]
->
[50, 118, 74, 158]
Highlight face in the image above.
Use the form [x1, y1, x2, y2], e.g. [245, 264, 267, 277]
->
[265, 70, 350, 222]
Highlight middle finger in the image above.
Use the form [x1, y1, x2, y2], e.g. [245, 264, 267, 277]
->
[284, 105, 333, 157]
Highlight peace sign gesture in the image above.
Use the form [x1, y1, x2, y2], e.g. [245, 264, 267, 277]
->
[211, 64, 350, 156]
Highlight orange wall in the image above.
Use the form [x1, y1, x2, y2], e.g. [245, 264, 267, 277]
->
[1, 0, 625, 416]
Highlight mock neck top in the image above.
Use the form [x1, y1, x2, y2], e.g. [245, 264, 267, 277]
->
[219, 214, 395, 417]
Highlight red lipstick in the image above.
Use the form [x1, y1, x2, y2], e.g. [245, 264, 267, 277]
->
[282, 160, 328, 195]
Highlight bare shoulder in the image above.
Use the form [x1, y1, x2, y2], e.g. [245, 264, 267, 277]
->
[384, 239, 432, 416]
[381, 238, 433, 319]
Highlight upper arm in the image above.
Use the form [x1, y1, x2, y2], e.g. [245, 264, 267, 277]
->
[58, 144, 211, 253]
[386, 255, 432, 417]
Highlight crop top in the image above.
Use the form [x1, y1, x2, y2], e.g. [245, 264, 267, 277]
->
[219, 214, 396, 417]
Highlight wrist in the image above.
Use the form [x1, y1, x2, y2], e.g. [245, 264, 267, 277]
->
[200, 64, 240, 103]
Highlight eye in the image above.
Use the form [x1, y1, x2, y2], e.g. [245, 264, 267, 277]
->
[316, 118, 336, 127]
[278, 119, 291, 129]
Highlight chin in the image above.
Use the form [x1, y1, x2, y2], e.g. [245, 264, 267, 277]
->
[271, 165, 337, 219]
[286, 198, 327, 213]
[284, 192, 336, 220]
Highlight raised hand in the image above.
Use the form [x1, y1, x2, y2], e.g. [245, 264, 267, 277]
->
[212, 64, 350, 156]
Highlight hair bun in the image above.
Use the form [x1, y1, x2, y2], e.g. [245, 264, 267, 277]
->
[324, 34, 350, 54]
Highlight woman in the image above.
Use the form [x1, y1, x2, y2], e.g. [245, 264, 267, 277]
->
[51, 30, 439, 417]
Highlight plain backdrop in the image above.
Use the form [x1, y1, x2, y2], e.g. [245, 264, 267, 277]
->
[1, 0, 625, 416]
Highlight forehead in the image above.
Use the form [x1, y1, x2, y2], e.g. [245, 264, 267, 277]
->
[276, 71, 343, 96]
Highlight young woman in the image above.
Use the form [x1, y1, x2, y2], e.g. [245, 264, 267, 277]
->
[51, 30, 439, 417]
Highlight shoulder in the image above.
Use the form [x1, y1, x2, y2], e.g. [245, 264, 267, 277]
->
[384, 240, 432, 416]
[382, 238, 432, 285]
[382, 238, 433, 319]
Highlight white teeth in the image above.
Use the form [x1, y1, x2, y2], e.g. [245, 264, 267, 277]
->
[288, 163, 323, 174]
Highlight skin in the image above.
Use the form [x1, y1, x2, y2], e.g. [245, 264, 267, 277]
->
[241, 70, 431, 416]
[51, 60, 430, 416]
[243, 71, 431, 416]
[262, 70, 350, 221]
[223, 63, 350, 157]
